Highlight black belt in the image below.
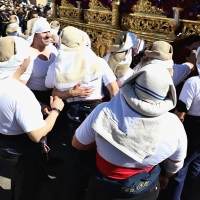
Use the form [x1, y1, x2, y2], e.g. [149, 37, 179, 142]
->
[0, 133, 29, 141]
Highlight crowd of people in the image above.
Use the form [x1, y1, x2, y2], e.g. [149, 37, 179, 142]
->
[0, 0, 53, 37]
[0, 3, 200, 200]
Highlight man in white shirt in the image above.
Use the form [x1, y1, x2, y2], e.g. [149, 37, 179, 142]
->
[0, 36, 64, 200]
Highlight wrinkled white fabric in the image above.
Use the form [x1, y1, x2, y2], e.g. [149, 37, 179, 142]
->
[195, 47, 200, 76]
[26, 17, 50, 46]
[117, 32, 138, 52]
[0, 37, 30, 80]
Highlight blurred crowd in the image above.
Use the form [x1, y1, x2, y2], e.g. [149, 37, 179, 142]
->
[0, 0, 53, 37]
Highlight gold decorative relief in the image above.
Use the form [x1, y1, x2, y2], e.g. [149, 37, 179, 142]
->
[133, 0, 166, 16]
[61, 0, 74, 7]
[89, 0, 110, 10]
[180, 20, 200, 37]
[84, 11, 112, 25]
[56, 0, 200, 57]
[59, 7, 80, 19]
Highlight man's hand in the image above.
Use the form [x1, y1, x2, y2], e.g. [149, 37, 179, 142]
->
[50, 96, 64, 111]
[159, 174, 169, 190]
[41, 104, 51, 115]
[51, 34, 58, 45]
[72, 82, 93, 97]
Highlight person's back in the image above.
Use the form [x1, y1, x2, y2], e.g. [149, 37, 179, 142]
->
[72, 64, 187, 200]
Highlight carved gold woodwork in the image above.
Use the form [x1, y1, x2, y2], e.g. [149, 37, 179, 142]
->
[54, 0, 200, 57]
[84, 0, 112, 26]
[133, 0, 166, 16]
[59, 0, 81, 21]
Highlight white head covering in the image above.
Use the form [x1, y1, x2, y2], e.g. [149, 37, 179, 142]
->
[50, 20, 60, 35]
[26, 17, 51, 46]
[195, 46, 200, 76]
[0, 36, 30, 80]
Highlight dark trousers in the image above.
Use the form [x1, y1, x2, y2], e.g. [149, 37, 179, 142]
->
[66, 101, 101, 191]
[68, 119, 96, 192]
[0, 134, 43, 200]
[157, 124, 200, 200]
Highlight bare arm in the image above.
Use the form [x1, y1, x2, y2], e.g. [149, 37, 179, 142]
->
[27, 96, 64, 143]
[106, 81, 119, 99]
[52, 82, 93, 100]
[160, 159, 184, 189]
[72, 134, 96, 150]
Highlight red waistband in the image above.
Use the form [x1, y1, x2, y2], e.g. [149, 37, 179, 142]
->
[96, 152, 154, 180]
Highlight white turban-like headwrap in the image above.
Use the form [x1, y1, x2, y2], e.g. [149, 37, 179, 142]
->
[26, 17, 51, 46]
[0, 36, 30, 80]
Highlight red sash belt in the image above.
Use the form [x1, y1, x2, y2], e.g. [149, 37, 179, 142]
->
[96, 152, 154, 180]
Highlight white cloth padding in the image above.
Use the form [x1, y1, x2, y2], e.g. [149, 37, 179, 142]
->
[164, 159, 184, 173]
[195, 47, 200, 76]
[117, 32, 138, 52]
[0, 36, 30, 80]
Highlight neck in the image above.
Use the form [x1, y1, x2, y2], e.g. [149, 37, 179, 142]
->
[31, 43, 46, 52]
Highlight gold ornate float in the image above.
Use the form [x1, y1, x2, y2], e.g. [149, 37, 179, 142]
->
[50, 0, 200, 57]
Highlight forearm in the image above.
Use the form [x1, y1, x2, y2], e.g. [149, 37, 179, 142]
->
[27, 110, 59, 143]
[106, 81, 119, 99]
[52, 87, 73, 100]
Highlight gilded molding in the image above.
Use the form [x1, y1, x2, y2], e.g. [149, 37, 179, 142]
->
[57, 0, 200, 57]
[89, 0, 110, 10]
[133, 0, 166, 16]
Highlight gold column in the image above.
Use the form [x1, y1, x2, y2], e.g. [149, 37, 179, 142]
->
[51, 0, 57, 18]
[111, 0, 120, 28]
[76, 1, 83, 22]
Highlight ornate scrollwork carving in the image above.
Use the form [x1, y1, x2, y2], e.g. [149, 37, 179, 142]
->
[59, 7, 80, 18]
[61, 0, 74, 7]
[133, 0, 165, 16]
[89, 0, 110, 10]
[121, 14, 171, 34]
[84, 11, 112, 25]
[180, 21, 200, 37]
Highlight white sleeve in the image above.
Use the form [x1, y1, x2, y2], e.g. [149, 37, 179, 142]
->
[168, 122, 187, 162]
[100, 58, 116, 86]
[117, 68, 134, 86]
[45, 62, 56, 89]
[17, 27, 23, 36]
[179, 78, 195, 110]
[75, 103, 107, 144]
[172, 63, 191, 86]
[16, 89, 46, 132]
[20, 59, 34, 81]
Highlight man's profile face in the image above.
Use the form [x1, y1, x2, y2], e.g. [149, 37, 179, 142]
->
[35, 32, 51, 47]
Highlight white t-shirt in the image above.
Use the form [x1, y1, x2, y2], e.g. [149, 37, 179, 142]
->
[179, 76, 200, 116]
[45, 57, 116, 102]
[117, 68, 134, 86]
[20, 45, 59, 91]
[76, 102, 187, 168]
[0, 79, 46, 135]
[172, 63, 191, 86]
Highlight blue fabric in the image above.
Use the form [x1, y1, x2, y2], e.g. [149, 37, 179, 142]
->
[92, 164, 161, 199]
